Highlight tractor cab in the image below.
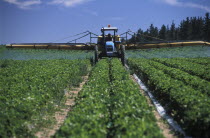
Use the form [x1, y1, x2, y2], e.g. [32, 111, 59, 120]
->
[95, 25, 126, 65]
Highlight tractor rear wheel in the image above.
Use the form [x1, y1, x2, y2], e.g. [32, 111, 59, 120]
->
[95, 45, 99, 64]
[120, 45, 125, 66]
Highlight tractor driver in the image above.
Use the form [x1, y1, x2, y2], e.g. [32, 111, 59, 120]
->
[106, 33, 112, 41]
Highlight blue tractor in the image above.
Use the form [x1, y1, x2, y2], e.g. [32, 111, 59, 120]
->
[95, 25, 125, 65]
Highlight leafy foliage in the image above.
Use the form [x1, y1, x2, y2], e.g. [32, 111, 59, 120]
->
[0, 45, 5, 55]
[126, 46, 210, 59]
[0, 59, 91, 137]
[154, 58, 210, 81]
[55, 59, 163, 137]
[109, 59, 163, 137]
[184, 57, 210, 65]
[0, 49, 93, 60]
[55, 59, 110, 137]
[128, 58, 210, 137]
[150, 58, 210, 96]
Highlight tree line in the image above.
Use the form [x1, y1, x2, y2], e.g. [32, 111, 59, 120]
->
[129, 13, 210, 42]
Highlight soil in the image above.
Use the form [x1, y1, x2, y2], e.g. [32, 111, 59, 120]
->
[130, 75, 176, 138]
[35, 76, 89, 138]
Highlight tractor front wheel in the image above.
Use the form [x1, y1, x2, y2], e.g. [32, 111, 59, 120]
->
[95, 45, 99, 64]
[120, 45, 125, 66]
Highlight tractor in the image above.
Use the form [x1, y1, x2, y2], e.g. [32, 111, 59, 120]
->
[95, 25, 125, 65]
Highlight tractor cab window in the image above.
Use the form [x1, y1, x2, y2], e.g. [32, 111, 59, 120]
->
[106, 33, 112, 41]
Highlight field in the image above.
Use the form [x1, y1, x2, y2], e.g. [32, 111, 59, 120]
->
[0, 46, 210, 137]
[55, 59, 163, 137]
[0, 59, 91, 137]
[0, 48, 93, 60]
[126, 46, 210, 58]
[0, 45, 6, 53]
[128, 58, 210, 137]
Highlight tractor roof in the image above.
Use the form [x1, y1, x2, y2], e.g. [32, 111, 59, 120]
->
[101, 27, 118, 32]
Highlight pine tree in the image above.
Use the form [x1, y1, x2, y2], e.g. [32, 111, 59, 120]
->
[178, 17, 190, 40]
[199, 17, 205, 40]
[196, 17, 204, 40]
[184, 17, 190, 40]
[159, 24, 167, 40]
[144, 29, 150, 42]
[169, 21, 176, 40]
[148, 24, 155, 41]
[187, 17, 194, 40]
[178, 21, 184, 40]
[166, 25, 170, 40]
[129, 35, 135, 43]
[204, 13, 210, 41]
[174, 28, 179, 40]
[154, 27, 159, 39]
[136, 28, 144, 42]
[121, 38, 125, 43]
[129, 13, 209, 42]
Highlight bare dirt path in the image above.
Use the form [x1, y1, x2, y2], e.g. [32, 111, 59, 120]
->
[35, 76, 89, 138]
[130, 75, 176, 138]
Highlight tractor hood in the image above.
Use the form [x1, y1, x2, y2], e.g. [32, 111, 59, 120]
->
[105, 41, 116, 56]
[105, 41, 114, 47]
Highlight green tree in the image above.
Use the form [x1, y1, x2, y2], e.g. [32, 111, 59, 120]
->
[129, 12, 209, 42]
[191, 17, 204, 40]
[174, 27, 179, 40]
[180, 17, 190, 40]
[187, 17, 203, 40]
[204, 13, 210, 41]
[166, 25, 170, 40]
[159, 25, 167, 40]
[148, 24, 159, 41]
[169, 21, 176, 40]
[198, 17, 205, 40]
[144, 29, 150, 41]
[121, 38, 125, 43]
[136, 28, 144, 42]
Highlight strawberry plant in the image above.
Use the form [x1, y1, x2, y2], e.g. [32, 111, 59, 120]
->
[153, 58, 210, 81]
[55, 59, 163, 137]
[128, 58, 210, 137]
[126, 46, 210, 59]
[0, 59, 91, 137]
[0, 49, 93, 60]
[149, 58, 210, 96]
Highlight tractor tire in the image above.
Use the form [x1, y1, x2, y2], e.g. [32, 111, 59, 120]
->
[120, 45, 125, 66]
[95, 45, 99, 64]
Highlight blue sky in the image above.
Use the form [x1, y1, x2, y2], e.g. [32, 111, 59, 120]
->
[0, 0, 210, 44]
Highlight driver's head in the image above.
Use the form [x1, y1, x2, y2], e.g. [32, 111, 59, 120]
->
[108, 33, 111, 37]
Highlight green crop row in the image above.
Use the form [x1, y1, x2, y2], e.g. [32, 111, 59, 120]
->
[171, 58, 210, 70]
[0, 59, 91, 137]
[128, 58, 210, 137]
[55, 59, 110, 137]
[147, 58, 210, 96]
[0, 45, 5, 54]
[0, 49, 94, 60]
[55, 59, 163, 137]
[109, 59, 163, 137]
[153, 58, 210, 81]
[184, 57, 210, 65]
[126, 46, 210, 58]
